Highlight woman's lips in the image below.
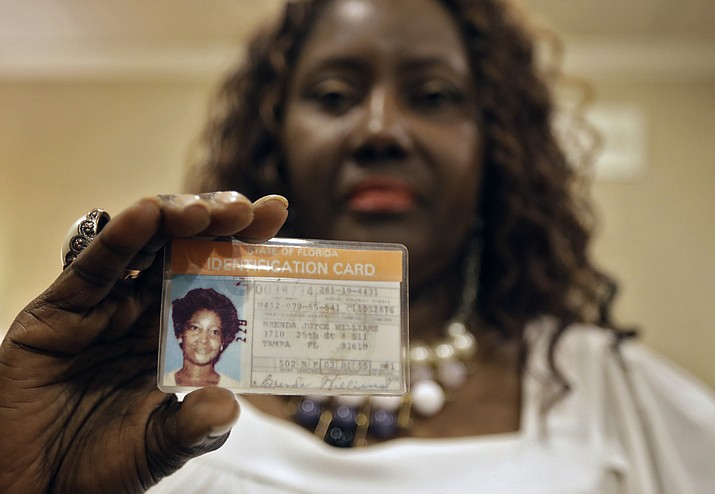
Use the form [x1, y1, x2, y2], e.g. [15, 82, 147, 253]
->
[348, 177, 416, 214]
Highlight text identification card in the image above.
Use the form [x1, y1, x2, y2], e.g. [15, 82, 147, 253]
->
[158, 237, 408, 396]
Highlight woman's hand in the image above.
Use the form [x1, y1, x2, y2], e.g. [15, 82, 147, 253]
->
[0, 192, 288, 494]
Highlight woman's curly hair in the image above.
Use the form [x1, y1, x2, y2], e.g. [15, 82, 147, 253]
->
[172, 288, 242, 349]
[187, 0, 622, 386]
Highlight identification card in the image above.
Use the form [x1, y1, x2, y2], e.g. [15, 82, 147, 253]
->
[158, 237, 408, 395]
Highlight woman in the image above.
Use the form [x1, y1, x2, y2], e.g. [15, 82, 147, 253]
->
[1, 0, 713, 493]
[164, 287, 243, 388]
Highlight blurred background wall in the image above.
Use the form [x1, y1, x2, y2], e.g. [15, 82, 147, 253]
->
[1, 0, 714, 388]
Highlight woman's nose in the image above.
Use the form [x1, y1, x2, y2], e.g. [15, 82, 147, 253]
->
[350, 87, 413, 163]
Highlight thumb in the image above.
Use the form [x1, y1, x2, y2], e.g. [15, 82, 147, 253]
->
[146, 387, 240, 482]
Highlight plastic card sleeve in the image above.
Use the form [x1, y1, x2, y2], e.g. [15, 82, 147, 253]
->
[158, 237, 408, 396]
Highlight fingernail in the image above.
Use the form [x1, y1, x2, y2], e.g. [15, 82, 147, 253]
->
[173, 194, 202, 207]
[253, 194, 289, 209]
[157, 193, 203, 207]
[144, 195, 164, 207]
[213, 191, 250, 205]
[207, 423, 234, 438]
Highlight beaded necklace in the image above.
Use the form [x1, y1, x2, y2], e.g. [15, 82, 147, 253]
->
[290, 242, 480, 447]
[289, 320, 477, 447]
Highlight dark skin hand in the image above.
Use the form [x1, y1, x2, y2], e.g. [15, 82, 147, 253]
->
[0, 192, 288, 494]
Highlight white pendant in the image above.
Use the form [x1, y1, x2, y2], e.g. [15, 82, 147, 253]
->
[434, 342, 456, 363]
[453, 332, 477, 359]
[371, 395, 402, 412]
[437, 361, 467, 389]
[410, 343, 433, 365]
[446, 321, 468, 337]
[411, 379, 445, 417]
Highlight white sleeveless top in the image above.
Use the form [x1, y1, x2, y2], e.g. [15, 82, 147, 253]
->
[149, 319, 715, 493]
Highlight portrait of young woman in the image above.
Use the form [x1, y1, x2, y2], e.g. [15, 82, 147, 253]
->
[1, 0, 714, 493]
[163, 287, 243, 388]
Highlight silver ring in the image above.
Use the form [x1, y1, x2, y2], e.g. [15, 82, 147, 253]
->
[61, 208, 111, 269]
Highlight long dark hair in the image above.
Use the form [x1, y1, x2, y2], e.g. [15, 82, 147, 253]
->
[187, 0, 622, 390]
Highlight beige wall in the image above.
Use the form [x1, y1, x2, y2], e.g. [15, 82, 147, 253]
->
[1, 75, 714, 389]
[0, 80, 210, 330]
[590, 80, 715, 389]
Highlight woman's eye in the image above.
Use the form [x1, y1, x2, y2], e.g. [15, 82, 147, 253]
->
[188, 325, 200, 332]
[213, 329, 221, 336]
[307, 80, 358, 113]
[410, 82, 464, 109]
[319, 91, 350, 110]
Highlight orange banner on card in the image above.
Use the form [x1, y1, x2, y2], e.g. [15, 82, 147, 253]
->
[170, 238, 405, 282]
